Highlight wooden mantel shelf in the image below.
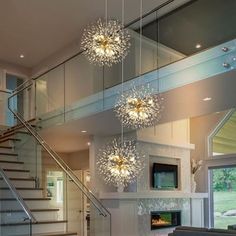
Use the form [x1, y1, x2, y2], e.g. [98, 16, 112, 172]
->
[99, 191, 208, 200]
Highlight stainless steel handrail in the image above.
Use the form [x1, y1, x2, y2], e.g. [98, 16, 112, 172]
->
[0, 167, 36, 223]
[13, 79, 33, 93]
[8, 82, 111, 218]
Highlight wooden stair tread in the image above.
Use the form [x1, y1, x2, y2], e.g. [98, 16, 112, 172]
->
[3, 168, 30, 172]
[0, 146, 13, 149]
[0, 121, 77, 236]
[0, 119, 36, 144]
[0, 137, 21, 143]
[3, 130, 29, 135]
[0, 130, 29, 139]
[0, 152, 18, 156]
[32, 232, 77, 236]
[5, 118, 36, 131]
[1, 220, 67, 226]
[0, 187, 43, 190]
[4, 177, 34, 181]
[0, 197, 51, 201]
[31, 209, 60, 212]
[12, 232, 77, 236]
[0, 160, 23, 164]
[0, 208, 60, 213]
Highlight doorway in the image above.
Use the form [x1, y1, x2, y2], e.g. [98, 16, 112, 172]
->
[6, 74, 25, 124]
[210, 166, 236, 229]
[67, 170, 90, 236]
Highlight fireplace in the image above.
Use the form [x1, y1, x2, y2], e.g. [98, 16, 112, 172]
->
[151, 211, 181, 230]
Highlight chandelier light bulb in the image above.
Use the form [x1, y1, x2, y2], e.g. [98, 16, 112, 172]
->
[115, 84, 164, 129]
[81, 19, 131, 66]
[97, 139, 145, 187]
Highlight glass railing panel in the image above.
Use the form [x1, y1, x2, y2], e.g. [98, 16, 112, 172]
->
[13, 126, 111, 236]
[64, 54, 103, 105]
[32, 0, 236, 121]
[14, 130, 67, 222]
[35, 64, 65, 122]
[103, 29, 138, 89]
[0, 170, 32, 236]
[89, 200, 111, 236]
[66, 171, 111, 236]
[12, 130, 68, 225]
[0, 90, 14, 127]
[103, 9, 186, 89]
[64, 54, 104, 122]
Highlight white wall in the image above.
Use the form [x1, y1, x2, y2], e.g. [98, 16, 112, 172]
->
[66, 149, 89, 170]
[0, 60, 30, 79]
[90, 119, 193, 194]
[90, 119, 202, 236]
[189, 111, 236, 227]
[137, 119, 192, 193]
[137, 118, 190, 147]
[190, 112, 230, 192]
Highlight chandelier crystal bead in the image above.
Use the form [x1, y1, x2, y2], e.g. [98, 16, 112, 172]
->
[97, 138, 144, 187]
[81, 19, 131, 66]
[115, 84, 164, 129]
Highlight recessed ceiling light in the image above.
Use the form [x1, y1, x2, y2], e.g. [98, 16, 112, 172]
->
[195, 43, 201, 49]
[87, 142, 91, 146]
[203, 97, 212, 101]
[81, 130, 87, 133]
[20, 54, 24, 58]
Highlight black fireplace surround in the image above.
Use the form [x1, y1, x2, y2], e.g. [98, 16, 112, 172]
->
[151, 211, 181, 230]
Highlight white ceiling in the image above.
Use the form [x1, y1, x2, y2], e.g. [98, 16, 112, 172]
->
[0, 0, 189, 69]
[40, 110, 122, 153]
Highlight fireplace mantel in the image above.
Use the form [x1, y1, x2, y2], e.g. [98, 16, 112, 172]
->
[99, 191, 208, 200]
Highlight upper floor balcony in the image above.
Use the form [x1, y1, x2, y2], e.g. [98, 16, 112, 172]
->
[1, 0, 236, 130]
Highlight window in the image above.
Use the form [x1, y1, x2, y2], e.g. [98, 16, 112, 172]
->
[56, 179, 63, 203]
[210, 167, 236, 229]
[208, 110, 236, 157]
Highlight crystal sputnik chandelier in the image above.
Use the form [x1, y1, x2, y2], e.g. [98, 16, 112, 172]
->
[97, 139, 144, 187]
[115, 85, 164, 129]
[80, 19, 131, 66]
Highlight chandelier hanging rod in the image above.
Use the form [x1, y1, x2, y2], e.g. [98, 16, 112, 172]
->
[125, 0, 174, 28]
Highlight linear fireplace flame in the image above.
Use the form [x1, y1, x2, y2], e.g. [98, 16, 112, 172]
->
[151, 211, 181, 230]
[152, 216, 171, 226]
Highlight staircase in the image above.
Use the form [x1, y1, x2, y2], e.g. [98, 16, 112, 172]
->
[0, 124, 78, 236]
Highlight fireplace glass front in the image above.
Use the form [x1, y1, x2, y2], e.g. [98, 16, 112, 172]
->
[151, 211, 181, 230]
